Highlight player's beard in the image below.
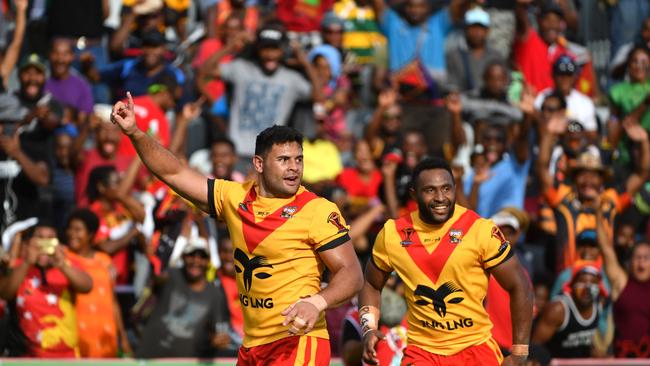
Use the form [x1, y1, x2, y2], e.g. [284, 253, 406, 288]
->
[418, 198, 455, 225]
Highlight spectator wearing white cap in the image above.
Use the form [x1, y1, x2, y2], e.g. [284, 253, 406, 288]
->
[445, 7, 504, 94]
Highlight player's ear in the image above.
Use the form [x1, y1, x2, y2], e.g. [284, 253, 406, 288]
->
[253, 155, 264, 174]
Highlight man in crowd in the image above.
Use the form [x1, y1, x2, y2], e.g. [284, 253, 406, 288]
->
[111, 94, 363, 364]
[360, 157, 533, 366]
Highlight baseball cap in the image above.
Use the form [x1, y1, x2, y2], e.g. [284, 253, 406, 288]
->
[19, 53, 47, 73]
[141, 30, 166, 47]
[256, 27, 285, 49]
[93, 104, 113, 123]
[491, 210, 520, 231]
[131, 0, 163, 15]
[183, 236, 209, 256]
[465, 7, 490, 27]
[321, 12, 345, 30]
[540, 1, 564, 18]
[576, 230, 598, 246]
[553, 55, 578, 75]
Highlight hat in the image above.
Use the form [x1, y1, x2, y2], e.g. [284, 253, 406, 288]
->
[540, 1, 564, 18]
[576, 230, 598, 246]
[491, 210, 520, 231]
[465, 7, 490, 27]
[571, 151, 610, 177]
[256, 27, 284, 49]
[141, 30, 166, 47]
[132, 0, 163, 15]
[321, 12, 345, 30]
[19, 53, 47, 73]
[93, 104, 113, 122]
[182, 236, 209, 255]
[564, 260, 608, 297]
[553, 54, 578, 75]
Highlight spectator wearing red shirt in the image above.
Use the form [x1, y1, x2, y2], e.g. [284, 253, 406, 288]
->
[513, 0, 598, 98]
[0, 221, 92, 357]
[117, 74, 174, 158]
[73, 105, 131, 207]
[336, 139, 382, 206]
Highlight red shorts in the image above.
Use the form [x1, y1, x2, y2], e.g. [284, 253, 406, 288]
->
[401, 338, 503, 366]
[236, 335, 330, 366]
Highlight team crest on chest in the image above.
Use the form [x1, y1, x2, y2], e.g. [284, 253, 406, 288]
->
[449, 229, 463, 244]
[281, 206, 298, 219]
[400, 227, 415, 246]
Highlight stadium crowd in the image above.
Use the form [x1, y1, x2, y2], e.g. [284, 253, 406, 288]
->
[0, 0, 649, 364]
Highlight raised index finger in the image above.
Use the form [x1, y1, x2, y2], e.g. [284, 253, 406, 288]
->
[126, 91, 134, 112]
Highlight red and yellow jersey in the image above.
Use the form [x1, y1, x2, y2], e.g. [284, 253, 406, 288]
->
[208, 179, 350, 347]
[372, 205, 512, 355]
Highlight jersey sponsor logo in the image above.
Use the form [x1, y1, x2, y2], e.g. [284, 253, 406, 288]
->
[327, 212, 347, 233]
[414, 281, 464, 318]
[400, 227, 415, 246]
[234, 248, 273, 293]
[449, 229, 463, 244]
[281, 206, 298, 219]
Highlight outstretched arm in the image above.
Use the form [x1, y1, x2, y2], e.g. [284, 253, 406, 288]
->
[1, 0, 27, 87]
[596, 204, 628, 301]
[491, 256, 534, 366]
[111, 93, 210, 212]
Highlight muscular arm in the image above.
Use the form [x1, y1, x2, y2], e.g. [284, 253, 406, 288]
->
[111, 93, 210, 213]
[531, 301, 565, 344]
[535, 127, 556, 196]
[491, 256, 534, 348]
[60, 261, 93, 294]
[317, 241, 364, 309]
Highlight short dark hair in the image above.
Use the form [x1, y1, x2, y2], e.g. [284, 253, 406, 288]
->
[86, 165, 116, 203]
[411, 156, 454, 189]
[211, 136, 237, 153]
[543, 90, 567, 110]
[66, 208, 100, 237]
[22, 218, 57, 242]
[148, 72, 179, 95]
[254, 125, 303, 157]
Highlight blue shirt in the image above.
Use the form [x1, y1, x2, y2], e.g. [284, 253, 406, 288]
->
[463, 153, 531, 218]
[99, 58, 185, 101]
[381, 7, 451, 74]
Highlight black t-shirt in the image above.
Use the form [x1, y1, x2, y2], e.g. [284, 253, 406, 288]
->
[136, 268, 230, 358]
[47, 0, 105, 39]
[0, 118, 54, 231]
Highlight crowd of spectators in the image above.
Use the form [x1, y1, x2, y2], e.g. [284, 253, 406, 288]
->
[0, 0, 650, 364]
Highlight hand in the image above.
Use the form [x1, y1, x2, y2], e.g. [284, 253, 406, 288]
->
[226, 30, 249, 52]
[281, 299, 321, 335]
[445, 92, 462, 115]
[212, 333, 231, 349]
[78, 52, 95, 67]
[111, 92, 139, 136]
[378, 89, 397, 109]
[361, 329, 386, 365]
[519, 87, 536, 116]
[451, 164, 465, 182]
[381, 160, 399, 178]
[501, 355, 527, 366]
[473, 167, 491, 184]
[180, 97, 205, 122]
[15, 0, 28, 13]
[623, 118, 649, 143]
[291, 41, 309, 67]
[0, 133, 21, 158]
[546, 116, 568, 136]
[51, 245, 67, 269]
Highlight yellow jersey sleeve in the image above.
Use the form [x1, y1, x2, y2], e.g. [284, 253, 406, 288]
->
[371, 226, 393, 273]
[207, 178, 240, 218]
[479, 219, 514, 270]
[308, 199, 351, 251]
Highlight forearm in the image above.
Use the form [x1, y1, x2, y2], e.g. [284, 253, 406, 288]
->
[0, 262, 29, 300]
[128, 129, 187, 191]
[349, 206, 383, 242]
[169, 120, 190, 157]
[12, 151, 49, 186]
[450, 113, 466, 147]
[509, 272, 534, 346]
[515, 3, 530, 36]
[358, 280, 382, 331]
[1, 10, 26, 81]
[607, 117, 623, 147]
[119, 196, 146, 223]
[514, 119, 531, 163]
[60, 263, 93, 293]
[636, 140, 650, 181]
[383, 178, 399, 219]
[468, 182, 480, 210]
[98, 228, 139, 255]
[110, 14, 136, 53]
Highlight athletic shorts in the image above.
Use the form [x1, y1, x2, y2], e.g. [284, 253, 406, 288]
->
[401, 338, 503, 366]
[236, 335, 330, 366]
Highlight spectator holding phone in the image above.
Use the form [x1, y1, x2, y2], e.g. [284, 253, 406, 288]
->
[0, 220, 92, 357]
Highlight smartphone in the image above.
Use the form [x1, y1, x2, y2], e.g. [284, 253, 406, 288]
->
[37, 238, 59, 255]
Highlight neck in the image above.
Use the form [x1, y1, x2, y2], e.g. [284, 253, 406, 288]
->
[54, 70, 69, 79]
[188, 278, 207, 291]
[469, 45, 485, 56]
[76, 246, 94, 258]
[145, 64, 164, 77]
